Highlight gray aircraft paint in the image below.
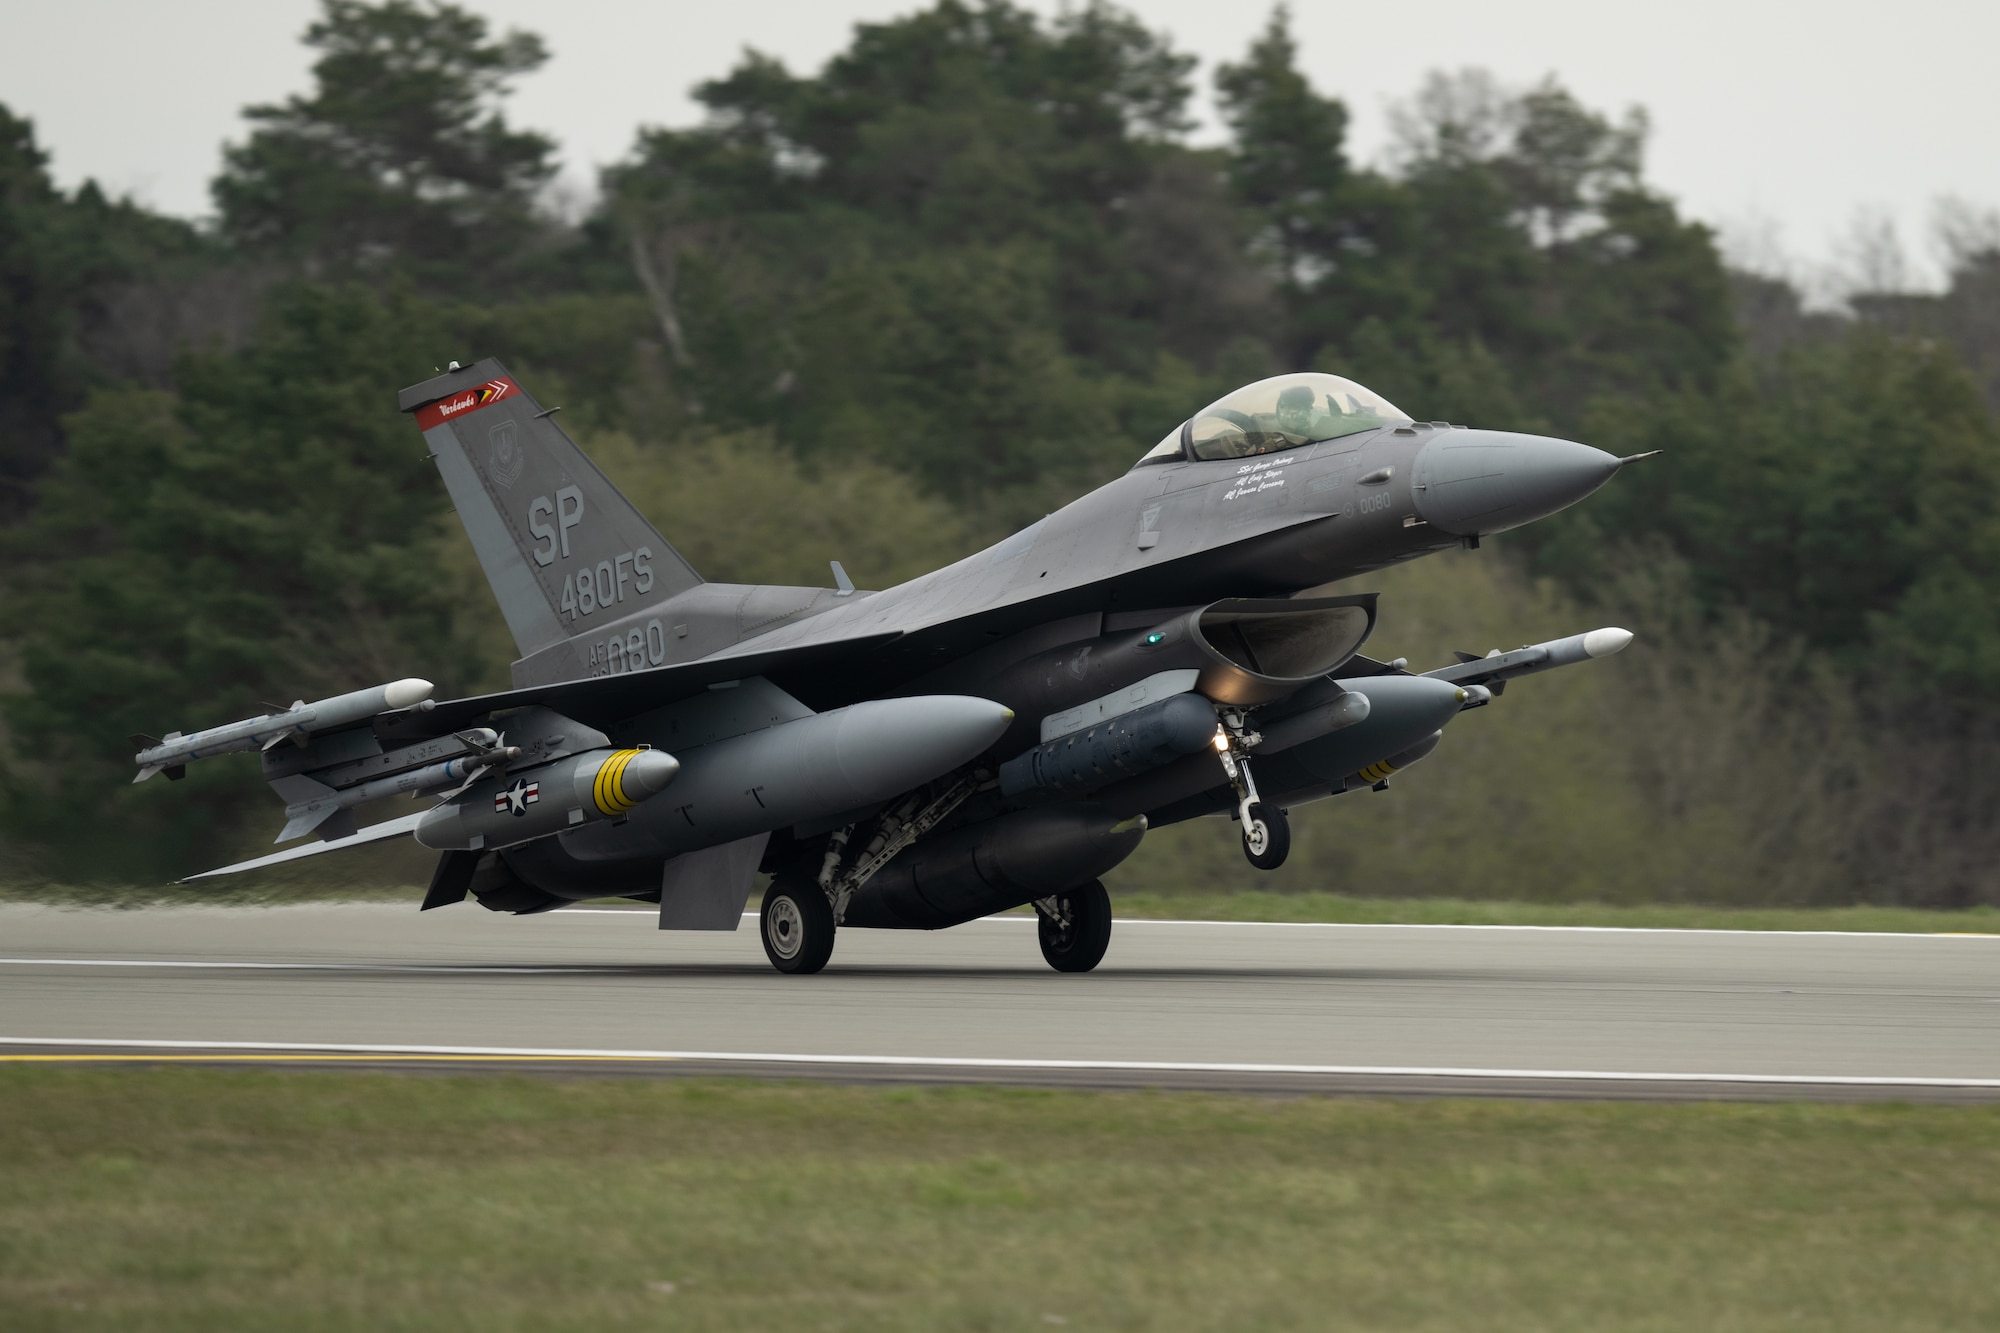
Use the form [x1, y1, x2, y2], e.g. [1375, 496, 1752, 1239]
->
[554, 694, 1014, 864]
[156, 362, 1639, 951]
[403, 362, 701, 658]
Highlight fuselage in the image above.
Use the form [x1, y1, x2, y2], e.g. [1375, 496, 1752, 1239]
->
[490, 414, 1621, 903]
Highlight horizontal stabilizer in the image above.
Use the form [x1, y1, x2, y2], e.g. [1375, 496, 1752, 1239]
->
[179, 812, 426, 883]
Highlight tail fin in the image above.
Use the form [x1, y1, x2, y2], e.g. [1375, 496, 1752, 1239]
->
[399, 358, 701, 658]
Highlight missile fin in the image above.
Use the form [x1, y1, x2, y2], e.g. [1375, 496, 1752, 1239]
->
[277, 811, 323, 843]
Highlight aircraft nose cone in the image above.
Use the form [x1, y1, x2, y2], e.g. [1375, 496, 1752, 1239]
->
[1412, 430, 1622, 537]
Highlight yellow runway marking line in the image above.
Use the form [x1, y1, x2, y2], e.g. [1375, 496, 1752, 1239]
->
[0, 1054, 680, 1064]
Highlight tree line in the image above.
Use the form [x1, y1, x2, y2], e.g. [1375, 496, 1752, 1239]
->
[3, 0, 1998, 901]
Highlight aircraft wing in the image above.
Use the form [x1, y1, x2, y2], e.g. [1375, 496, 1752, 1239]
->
[398, 630, 906, 736]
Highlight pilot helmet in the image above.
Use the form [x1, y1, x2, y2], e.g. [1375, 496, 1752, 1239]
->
[1276, 383, 1317, 434]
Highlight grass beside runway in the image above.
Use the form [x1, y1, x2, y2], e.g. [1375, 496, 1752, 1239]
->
[2, 1068, 1997, 1331]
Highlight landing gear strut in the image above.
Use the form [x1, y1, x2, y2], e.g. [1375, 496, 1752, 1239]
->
[1034, 880, 1113, 972]
[1214, 709, 1290, 871]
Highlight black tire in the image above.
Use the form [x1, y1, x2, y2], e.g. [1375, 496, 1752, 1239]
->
[1241, 802, 1290, 871]
[1037, 879, 1113, 973]
[760, 878, 836, 975]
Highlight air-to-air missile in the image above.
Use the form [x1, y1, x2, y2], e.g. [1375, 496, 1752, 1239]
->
[271, 729, 523, 842]
[132, 678, 436, 781]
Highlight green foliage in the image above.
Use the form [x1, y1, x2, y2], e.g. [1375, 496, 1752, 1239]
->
[1214, 6, 1348, 302]
[582, 427, 984, 588]
[601, 1, 1264, 519]
[0, 286, 490, 877]
[1537, 331, 2000, 701]
[0, 104, 212, 516]
[212, 0, 556, 289]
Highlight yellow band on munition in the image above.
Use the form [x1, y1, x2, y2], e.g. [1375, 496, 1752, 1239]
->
[1356, 758, 1398, 783]
[592, 748, 645, 816]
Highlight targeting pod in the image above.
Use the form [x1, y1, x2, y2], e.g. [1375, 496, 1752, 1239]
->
[1000, 692, 1217, 798]
[414, 747, 680, 851]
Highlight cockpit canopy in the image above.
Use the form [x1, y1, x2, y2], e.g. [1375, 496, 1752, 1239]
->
[1136, 373, 1412, 466]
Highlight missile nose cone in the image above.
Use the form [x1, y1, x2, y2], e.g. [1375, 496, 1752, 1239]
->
[1412, 430, 1623, 537]
[1583, 627, 1634, 659]
[622, 748, 680, 797]
[383, 678, 435, 709]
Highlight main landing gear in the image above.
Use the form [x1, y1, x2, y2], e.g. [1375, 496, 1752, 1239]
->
[760, 870, 1116, 976]
[760, 877, 836, 975]
[1034, 880, 1113, 972]
[1213, 709, 1290, 871]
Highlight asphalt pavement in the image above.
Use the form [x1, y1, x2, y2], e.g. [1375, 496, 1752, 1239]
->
[3, 902, 1997, 1101]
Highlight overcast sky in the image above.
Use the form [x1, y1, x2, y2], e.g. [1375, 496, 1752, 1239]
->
[4, 0, 1995, 291]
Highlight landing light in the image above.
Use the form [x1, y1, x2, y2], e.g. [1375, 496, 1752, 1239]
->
[1212, 728, 1230, 753]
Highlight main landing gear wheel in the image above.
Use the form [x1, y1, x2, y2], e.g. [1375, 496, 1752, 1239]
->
[1037, 879, 1113, 973]
[760, 878, 836, 975]
[1241, 802, 1290, 871]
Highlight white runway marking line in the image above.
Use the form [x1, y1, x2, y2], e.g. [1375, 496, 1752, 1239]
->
[553, 908, 2000, 941]
[0, 958, 599, 975]
[2, 1035, 1997, 1088]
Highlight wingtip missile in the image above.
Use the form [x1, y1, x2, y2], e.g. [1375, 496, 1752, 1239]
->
[132, 678, 438, 777]
[1422, 627, 1636, 691]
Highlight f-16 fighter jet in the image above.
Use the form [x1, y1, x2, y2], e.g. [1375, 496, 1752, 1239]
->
[135, 363, 1645, 973]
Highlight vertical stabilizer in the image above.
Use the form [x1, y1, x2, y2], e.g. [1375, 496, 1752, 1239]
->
[399, 359, 701, 657]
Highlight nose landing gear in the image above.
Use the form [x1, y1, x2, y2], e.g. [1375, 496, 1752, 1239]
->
[1214, 710, 1290, 871]
[1239, 801, 1290, 870]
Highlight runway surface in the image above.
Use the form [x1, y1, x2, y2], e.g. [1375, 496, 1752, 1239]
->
[3, 902, 1998, 1101]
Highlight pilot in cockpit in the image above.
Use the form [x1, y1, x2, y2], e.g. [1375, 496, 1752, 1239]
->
[1276, 384, 1318, 442]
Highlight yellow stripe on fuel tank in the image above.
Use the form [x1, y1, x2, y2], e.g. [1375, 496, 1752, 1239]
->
[593, 749, 643, 815]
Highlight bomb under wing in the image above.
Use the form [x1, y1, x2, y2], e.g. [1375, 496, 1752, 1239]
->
[415, 746, 681, 851]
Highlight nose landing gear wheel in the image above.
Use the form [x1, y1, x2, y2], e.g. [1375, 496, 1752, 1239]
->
[1241, 802, 1290, 871]
[760, 878, 836, 974]
[1036, 879, 1113, 973]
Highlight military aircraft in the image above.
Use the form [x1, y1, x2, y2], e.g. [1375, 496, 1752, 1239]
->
[133, 362, 1644, 973]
